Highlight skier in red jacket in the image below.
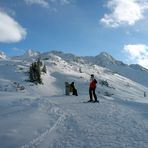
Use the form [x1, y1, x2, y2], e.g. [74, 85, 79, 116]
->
[88, 74, 99, 102]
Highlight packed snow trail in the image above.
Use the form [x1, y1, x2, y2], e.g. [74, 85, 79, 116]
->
[1, 93, 148, 148]
[41, 95, 148, 148]
[21, 95, 148, 148]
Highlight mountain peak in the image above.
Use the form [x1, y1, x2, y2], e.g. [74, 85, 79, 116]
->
[94, 52, 116, 66]
[97, 52, 115, 61]
[99, 52, 111, 56]
[24, 49, 40, 57]
[0, 51, 7, 59]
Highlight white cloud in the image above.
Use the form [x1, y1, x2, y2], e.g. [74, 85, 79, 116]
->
[24, 0, 71, 8]
[60, 0, 71, 5]
[24, 0, 49, 8]
[0, 11, 27, 43]
[49, 0, 71, 4]
[124, 44, 148, 68]
[101, 0, 148, 27]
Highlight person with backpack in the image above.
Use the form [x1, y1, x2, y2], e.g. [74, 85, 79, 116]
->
[70, 82, 78, 96]
[88, 74, 99, 102]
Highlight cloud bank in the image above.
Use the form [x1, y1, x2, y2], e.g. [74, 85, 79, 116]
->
[0, 11, 27, 43]
[124, 44, 148, 69]
[101, 0, 148, 27]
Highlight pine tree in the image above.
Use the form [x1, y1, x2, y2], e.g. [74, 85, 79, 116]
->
[79, 68, 82, 73]
[42, 64, 47, 73]
[29, 64, 34, 82]
[29, 59, 43, 84]
[37, 58, 42, 67]
[36, 61, 42, 84]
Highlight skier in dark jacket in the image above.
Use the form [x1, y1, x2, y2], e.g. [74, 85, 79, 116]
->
[70, 82, 78, 96]
[88, 74, 99, 102]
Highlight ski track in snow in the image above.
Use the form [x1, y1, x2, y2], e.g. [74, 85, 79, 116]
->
[20, 97, 89, 148]
[21, 113, 66, 148]
[1, 91, 148, 148]
[17, 95, 148, 148]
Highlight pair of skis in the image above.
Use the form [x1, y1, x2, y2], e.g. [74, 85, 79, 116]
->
[83, 100, 99, 103]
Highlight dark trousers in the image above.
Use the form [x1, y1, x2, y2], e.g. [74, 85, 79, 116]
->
[89, 88, 97, 101]
[73, 89, 78, 96]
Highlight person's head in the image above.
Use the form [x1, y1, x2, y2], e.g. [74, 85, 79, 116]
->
[90, 74, 94, 78]
[71, 82, 74, 85]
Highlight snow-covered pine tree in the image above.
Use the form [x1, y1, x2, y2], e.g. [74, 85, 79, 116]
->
[29, 59, 43, 84]
[42, 64, 47, 73]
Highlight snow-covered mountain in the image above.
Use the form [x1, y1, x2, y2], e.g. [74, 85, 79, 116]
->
[0, 50, 148, 148]
[0, 51, 7, 59]
[37, 50, 148, 87]
[8, 50, 148, 87]
[71, 52, 148, 86]
[92, 52, 148, 87]
[24, 49, 40, 57]
[1, 50, 148, 92]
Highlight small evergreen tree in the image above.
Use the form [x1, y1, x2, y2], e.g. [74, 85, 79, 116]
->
[99, 80, 109, 87]
[36, 61, 42, 84]
[79, 68, 82, 73]
[42, 64, 47, 73]
[29, 60, 43, 84]
[37, 58, 42, 67]
[29, 64, 34, 82]
[144, 92, 146, 97]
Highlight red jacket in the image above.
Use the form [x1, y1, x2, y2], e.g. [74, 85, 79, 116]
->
[89, 79, 97, 89]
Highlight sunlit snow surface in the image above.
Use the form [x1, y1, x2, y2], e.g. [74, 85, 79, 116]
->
[0, 52, 148, 148]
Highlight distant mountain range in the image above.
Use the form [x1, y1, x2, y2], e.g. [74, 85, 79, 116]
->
[1, 49, 148, 87]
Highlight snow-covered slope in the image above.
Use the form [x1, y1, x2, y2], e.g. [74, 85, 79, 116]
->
[0, 50, 148, 148]
[1, 50, 147, 99]
[80, 52, 148, 87]
[30, 50, 148, 87]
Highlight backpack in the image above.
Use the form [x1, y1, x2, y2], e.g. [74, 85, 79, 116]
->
[94, 79, 97, 84]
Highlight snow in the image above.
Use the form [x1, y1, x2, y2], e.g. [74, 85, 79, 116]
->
[0, 51, 148, 148]
[0, 51, 7, 59]
[82, 52, 148, 87]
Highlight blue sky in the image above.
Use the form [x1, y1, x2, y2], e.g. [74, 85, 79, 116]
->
[0, 0, 148, 68]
